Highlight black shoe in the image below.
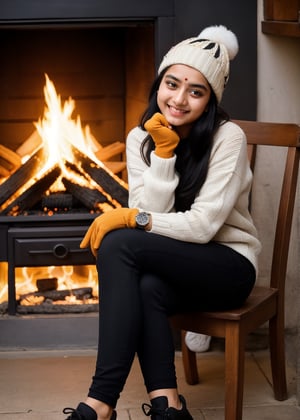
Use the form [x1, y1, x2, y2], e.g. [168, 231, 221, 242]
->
[142, 395, 193, 420]
[63, 402, 117, 420]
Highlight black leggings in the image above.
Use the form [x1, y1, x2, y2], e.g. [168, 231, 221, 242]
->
[88, 228, 255, 407]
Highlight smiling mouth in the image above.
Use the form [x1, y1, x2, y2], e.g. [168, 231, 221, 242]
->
[168, 105, 188, 115]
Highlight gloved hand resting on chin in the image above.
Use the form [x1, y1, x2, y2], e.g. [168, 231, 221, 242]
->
[144, 113, 180, 158]
[80, 207, 139, 257]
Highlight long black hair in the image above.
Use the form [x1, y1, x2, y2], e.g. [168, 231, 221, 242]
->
[139, 67, 230, 212]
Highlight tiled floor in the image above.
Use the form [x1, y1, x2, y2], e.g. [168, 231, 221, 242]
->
[0, 348, 299, 420]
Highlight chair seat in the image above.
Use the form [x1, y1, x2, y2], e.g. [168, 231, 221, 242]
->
[200, 286, 278, 319]
[171, 286, 278, 338]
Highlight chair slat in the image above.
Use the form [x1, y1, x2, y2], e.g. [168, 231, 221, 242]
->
[271, 146, 300, 289]
[234, 120, 300, 147]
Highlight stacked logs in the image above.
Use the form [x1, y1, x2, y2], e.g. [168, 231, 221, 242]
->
[17, 277, 97, 314]
[0, 132, 128, 215]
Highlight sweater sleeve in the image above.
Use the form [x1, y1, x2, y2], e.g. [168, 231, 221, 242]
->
[126, 126, 179, 212]
[150, 122, 256, 244]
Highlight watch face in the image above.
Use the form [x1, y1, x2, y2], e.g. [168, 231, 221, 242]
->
[136, 212, 150, 227]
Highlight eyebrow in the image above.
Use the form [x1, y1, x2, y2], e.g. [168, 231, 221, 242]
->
[165, 74, 208, 91]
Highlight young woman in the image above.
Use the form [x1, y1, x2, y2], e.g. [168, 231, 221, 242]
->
[63, 25, 261, 420]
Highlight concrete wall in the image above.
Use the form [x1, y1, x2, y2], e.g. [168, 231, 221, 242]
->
[254, 0, 300, 331]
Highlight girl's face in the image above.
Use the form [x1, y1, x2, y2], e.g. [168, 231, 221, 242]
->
[157, 64, 211, 138]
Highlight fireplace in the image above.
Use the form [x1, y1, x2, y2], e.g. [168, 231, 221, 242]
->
[0, 75, 130, 315]
[0, 2, 175, 316]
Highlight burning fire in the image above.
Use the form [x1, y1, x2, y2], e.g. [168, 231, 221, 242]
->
[0, 74, 129, 310]
[0, 73, 127, 213]
[36, 74, 124, 203]
[0, 263, 98, 309]
[34, 74, 105, 191]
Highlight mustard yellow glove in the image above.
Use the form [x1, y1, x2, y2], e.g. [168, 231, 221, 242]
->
[144, 113, 180, 158]
[80, 208, 139, 257]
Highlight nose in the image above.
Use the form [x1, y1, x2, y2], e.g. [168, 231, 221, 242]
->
[173, 88, 187, 106]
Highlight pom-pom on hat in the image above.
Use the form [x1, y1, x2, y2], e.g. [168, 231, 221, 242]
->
[158, 25, 239, 103]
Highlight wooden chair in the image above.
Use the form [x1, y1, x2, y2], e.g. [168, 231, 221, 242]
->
[170, 120, 300, 420]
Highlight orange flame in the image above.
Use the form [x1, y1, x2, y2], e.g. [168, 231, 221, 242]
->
[35, 74, 101, 171]
[33, 74, 108, 192]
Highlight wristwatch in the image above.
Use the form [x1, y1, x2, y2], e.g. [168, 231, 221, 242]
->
[135, 212, 151, 229]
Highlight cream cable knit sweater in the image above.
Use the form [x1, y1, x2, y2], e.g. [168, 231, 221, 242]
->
[126, 120, 261, 273]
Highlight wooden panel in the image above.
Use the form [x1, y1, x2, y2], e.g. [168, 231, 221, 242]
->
[0, 97, 123, 121]
[0, 123, 37, 150]
[261, 21, 300, 38]
[264, 0, 300, 21]
[89, 121, 124, 146]
[0, 29, 125, 96]
[125, 25, 155, 134]
[0, 99, 43, 120]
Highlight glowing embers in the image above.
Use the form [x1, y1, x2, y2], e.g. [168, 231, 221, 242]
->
[0, 263, 99, 313]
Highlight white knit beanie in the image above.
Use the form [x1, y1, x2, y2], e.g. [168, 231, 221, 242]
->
[158, 25, 239, 103]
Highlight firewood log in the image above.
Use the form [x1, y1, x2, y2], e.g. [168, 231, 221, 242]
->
[104, 161, 127, 175]
[62, 178, 108, 210]
[0, 144, 22, 172]
[16, 130, 42, 158]
[17, 302, 99, 314]
[69, 146, 128, 207]
[95, 141, 125, 161]
[36, 278, 58, 292]
[0, 147, 46, 208]
[1, 165, 61, 215]
[0, 165, 10, 178]
[19, 287, 93, 302]
[41, 192, 75, 210]
[82, 162, 128, 207]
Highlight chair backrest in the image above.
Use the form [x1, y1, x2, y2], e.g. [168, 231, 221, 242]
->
[234, 120, 300, 299]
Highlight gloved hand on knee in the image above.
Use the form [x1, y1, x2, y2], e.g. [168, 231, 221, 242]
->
[80, 207, 139, 257]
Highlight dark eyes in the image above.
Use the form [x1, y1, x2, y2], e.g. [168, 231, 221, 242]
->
[166, 80, 177, 89]
[190, 89, 202, 97]
[165, 81, 203, 97]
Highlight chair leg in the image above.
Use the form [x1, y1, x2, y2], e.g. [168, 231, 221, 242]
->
[181, 330, 199, 385]
[269, 315, 288, 400]
[224, 324, 245, 420]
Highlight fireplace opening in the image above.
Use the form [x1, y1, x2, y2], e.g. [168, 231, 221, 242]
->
[0, 263, 99, 314]
[0, 22, 155, 156]
[0, 21, 156, 315]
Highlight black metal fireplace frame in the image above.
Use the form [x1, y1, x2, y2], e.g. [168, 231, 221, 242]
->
[0, 213, 97, 315]
[0, 0, 175, 70]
